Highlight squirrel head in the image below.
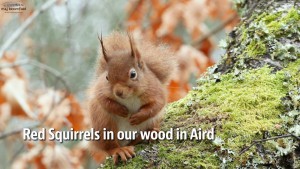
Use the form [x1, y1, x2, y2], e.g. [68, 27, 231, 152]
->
[99, 33, 146, 99]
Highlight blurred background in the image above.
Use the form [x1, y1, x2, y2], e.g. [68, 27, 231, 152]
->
[0, 0, 239, 168]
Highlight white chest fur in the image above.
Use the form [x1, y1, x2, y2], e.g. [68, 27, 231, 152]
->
[114, 96, 152, 146]
[116, 95, 142, 114]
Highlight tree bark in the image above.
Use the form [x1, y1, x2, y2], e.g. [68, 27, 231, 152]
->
[104, 0, 300, 168]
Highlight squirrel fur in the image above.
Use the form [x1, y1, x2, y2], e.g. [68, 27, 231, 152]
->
[88, 31, 177, 164]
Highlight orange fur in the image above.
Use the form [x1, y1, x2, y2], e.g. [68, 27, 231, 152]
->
[88, 32, 177, 164]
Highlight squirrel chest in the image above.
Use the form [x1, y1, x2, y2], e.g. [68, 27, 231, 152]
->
[115, 95, 141, 113]
[114, 96, 160, 146]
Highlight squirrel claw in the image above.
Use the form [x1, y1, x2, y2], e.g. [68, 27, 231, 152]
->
[109, 146, 135, 165]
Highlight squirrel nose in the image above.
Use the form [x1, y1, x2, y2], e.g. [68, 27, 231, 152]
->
[116, 91, 123, 98]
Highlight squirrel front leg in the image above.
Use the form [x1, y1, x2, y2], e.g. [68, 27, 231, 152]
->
[99, 96, 129, 117]
[129, 95, 165, 125]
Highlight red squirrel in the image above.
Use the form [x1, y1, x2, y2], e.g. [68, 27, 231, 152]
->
[88, 32, 177, 164]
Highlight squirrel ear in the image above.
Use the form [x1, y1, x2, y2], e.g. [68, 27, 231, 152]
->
[128, 33, 141, 62]
[98, 33, 109, 63]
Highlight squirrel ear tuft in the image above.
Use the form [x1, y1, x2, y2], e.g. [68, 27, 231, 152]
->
[98, 32, 109, 63]
[128, 32, 141, 62]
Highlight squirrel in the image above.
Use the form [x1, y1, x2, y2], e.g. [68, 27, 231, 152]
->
[88, 31, 177, 164]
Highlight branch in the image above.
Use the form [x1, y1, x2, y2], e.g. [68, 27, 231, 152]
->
[0, 0, 64, 58]
[239, 134, 300, 155]
[0, 59, 70, 140]
[0, 59, 70, 93]
[0, 93, 68, 140]
[192, 13, 239, 48]
[9, 141, 25, 164]
[29, 60, 70, 93]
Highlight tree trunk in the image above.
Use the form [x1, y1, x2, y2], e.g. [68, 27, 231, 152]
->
[104, 0, 300, 168]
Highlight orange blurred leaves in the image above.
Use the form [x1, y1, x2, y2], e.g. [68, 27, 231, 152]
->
[0, 53, 87, 168]
[0, 0, 239, 168]
[126, 0, 238, 102]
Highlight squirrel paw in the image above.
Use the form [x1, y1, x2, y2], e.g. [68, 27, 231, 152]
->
[115, 106, 129, 118]
[109, 146, 135, 164]
[129, 112, 148, 125]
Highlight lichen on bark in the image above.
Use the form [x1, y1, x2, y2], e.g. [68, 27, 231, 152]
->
[102, 1, 300, 168]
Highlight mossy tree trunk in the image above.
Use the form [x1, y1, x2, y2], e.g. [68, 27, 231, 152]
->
[104, 0, 300, 168]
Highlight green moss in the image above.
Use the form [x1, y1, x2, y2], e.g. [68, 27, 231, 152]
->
[155, 60, 299, 168]
[222, 7, 300, 72]
[260, 12, 282, 23]
[101, 59, 299, 168]
[266, 8, 300, 36]
[244, 40, 267, 57]
[101, 5, 300, 169]
[282, 8, 300, 24]
[195, 67, 285, 163]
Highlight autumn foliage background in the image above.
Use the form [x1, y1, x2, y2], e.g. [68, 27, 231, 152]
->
[0, 0, 239, 168]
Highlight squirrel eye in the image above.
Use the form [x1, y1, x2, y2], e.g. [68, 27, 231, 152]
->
[129, 68, 137, 80]
[106, 75, 109, 81]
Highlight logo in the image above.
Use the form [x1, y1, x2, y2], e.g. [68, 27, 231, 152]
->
[1, 1, 26, 13]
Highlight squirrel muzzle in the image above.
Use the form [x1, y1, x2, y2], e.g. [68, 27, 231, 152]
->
[113, 83, 133, 99]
